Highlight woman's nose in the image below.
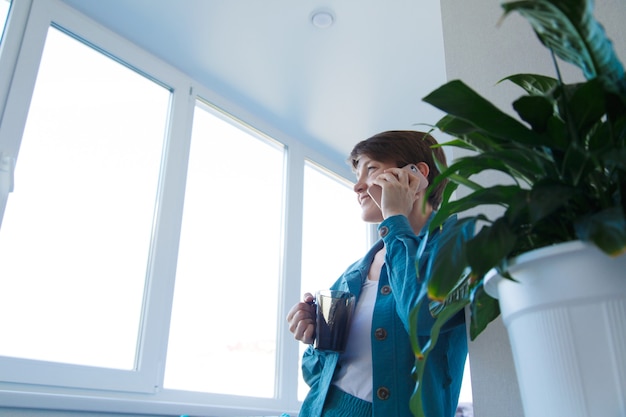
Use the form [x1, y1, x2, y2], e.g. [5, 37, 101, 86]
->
[353, 181, 366, 193]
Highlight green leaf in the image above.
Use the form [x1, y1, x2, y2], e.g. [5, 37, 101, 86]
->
[428, 279, 470, 318]
[503, 73, 559, 96]
[560, 142, 590, 185]
[466, 219, 517, 278]
[434, 116, 505, 153]
[527, 181, 577, 222]
[575, 206, 626, 256]
[409, 292, 469, 417]
[424, 80, 545, 146]
[512, 95, 554, 132]
[501, 0, 626, 96]
[469, 285, 500, 340]
[425, 218, 477, 300]
[567, 79, 607, 137]
[433, 186, 524, 224]
[431, 138, 478, 153]
[436, 147, 554, 192]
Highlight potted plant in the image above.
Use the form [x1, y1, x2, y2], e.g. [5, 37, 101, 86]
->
[408, 0, 626, 416]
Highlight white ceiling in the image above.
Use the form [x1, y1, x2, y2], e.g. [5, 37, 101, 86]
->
[59, 0, 449, 162]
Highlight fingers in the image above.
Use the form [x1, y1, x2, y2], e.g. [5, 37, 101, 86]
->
[372, 167, 416, 190]
[294, 318, 315, 344]
[371, 167, 420, 218]
[286, 293, 317, 344]
[393, 165, 422, 193]
[286, 293, 314, 320]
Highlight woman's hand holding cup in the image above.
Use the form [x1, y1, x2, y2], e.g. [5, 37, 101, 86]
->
[286, 292, 316, 345]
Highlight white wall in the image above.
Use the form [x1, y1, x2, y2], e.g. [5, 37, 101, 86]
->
[439, 1, 626, 417]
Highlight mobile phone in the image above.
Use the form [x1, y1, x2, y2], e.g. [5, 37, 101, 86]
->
[367, 165, 429, 208]
[367, 184, 383, 208]
[404, 164, 429, 192]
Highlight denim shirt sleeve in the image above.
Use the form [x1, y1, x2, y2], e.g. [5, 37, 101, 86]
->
[378, 214, 426, 334]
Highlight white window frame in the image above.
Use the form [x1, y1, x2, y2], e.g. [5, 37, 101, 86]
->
[0, 0, 362, 415]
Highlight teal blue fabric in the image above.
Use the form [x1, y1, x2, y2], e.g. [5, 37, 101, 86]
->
[321, 385, 372, 417]
[299, 213, 467, 417]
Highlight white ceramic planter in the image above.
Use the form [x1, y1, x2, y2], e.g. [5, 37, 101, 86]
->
[484, 240, 626, 417]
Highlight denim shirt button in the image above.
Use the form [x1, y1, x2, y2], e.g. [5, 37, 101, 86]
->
[376, 386, 390, 400]
[374, 327, 387, 340]
[380, 285, 391, 295]
[378, 226, 389, 237]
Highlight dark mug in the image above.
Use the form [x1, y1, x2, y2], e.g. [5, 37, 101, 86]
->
[314, 290, 356, 352]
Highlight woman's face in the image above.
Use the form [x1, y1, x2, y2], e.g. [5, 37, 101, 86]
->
[353, 155, 397, 223]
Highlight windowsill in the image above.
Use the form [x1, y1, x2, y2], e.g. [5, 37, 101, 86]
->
[0, 384, 299, 417]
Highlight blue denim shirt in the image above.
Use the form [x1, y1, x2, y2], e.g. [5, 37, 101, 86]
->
[299, 213, 467, 417]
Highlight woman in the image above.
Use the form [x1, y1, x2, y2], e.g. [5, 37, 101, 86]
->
[286, 130, 468, 417]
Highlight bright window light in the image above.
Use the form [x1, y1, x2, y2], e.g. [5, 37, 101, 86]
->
[297, 161, 369, 399]
[163, 102, 285, 397]
[0, 0, 10, 43]
[0, 26, 170, 369]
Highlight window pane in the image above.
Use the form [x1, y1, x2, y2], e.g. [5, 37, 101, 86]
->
[0, 0, 9, 44]
[298, 162, 369, 399]
[0, 27, 170, 370]
[164, 102, 284, 398]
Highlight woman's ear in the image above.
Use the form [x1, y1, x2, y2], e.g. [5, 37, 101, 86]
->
[415, 162, 430, 178]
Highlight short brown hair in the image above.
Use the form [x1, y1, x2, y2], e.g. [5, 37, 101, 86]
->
[348, 130, 448, 209]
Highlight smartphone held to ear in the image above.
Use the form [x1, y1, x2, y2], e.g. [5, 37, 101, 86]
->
[366, 164, 429, 208]
[404, 164, 429, 192]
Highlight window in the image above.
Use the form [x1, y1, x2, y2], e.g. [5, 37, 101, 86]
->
[0, 0, 368, 414]
[0, 26, 169, 370]
[298, 161, 369, 399]
[164, 101, 285, 398]
[301, 161, 369, 293]
[0, 0, 10, 42]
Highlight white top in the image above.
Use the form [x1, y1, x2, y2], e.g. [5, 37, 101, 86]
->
[331, 278, 378, 401]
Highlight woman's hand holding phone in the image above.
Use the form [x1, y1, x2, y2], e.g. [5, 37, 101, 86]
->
[367, 164, 429, 219]
[408, 164, 429, 193]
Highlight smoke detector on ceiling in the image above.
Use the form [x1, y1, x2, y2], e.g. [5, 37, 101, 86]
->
[311, 9, 335, 29]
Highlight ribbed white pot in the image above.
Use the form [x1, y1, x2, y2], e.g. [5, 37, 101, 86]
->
[484, 240, 626, 417]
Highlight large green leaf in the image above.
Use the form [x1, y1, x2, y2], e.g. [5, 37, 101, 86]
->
[425, 217, 477, 300]
[436, 145, 556, 189]
[527, 181, 577, 222]
[423, 80, 545, 146]
[434, 116, 506, 153]
[432, 138, 479, 153]
[479, 149, 551, 181]
[466, 219, 517, 278]
[567, 79, 608, 136]
[512, 95, 554, 133]
[443, 152, 541, 185]
[432, 186, 524, 226]
[409, 294, 468, 417]
[503, 73, 559, 96]
[469, 285, 500, 340]
[502, 0, 626, 96]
